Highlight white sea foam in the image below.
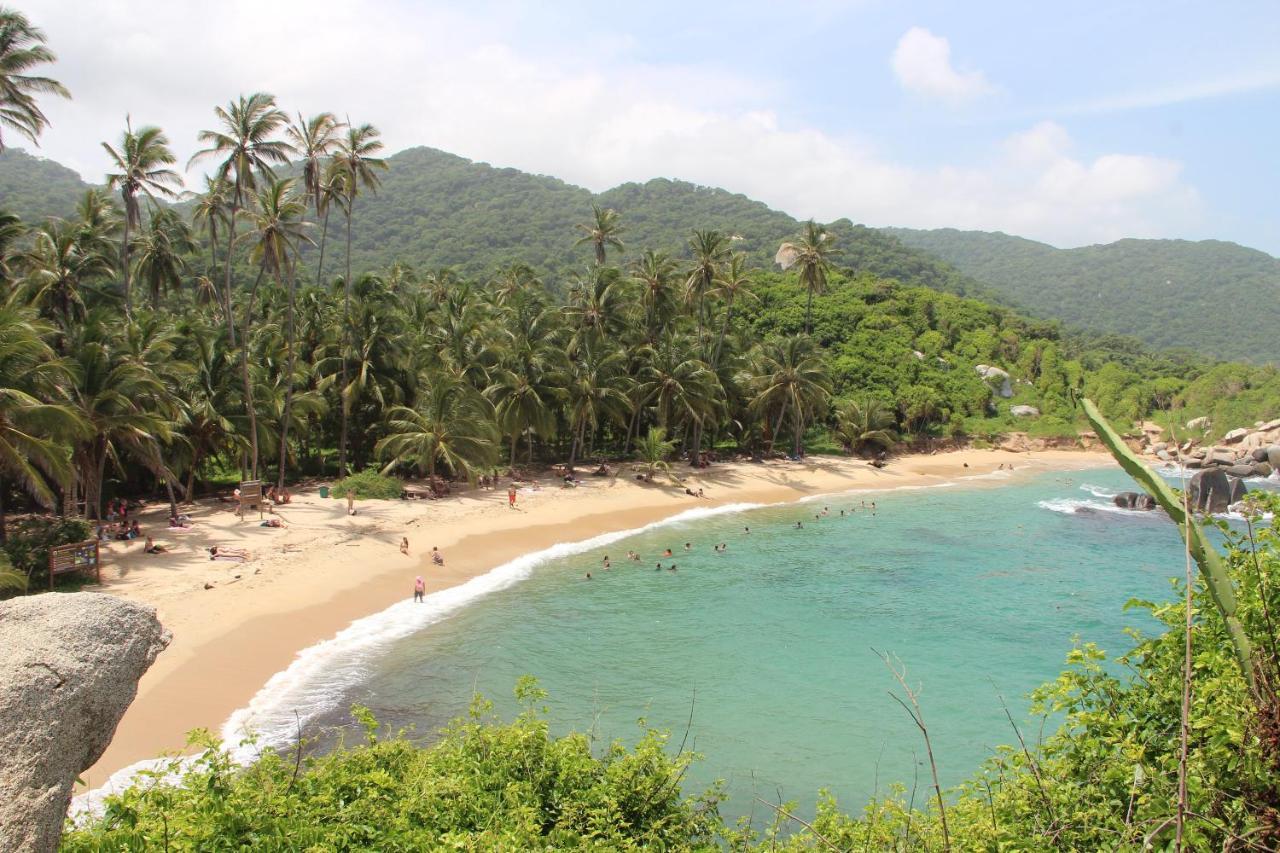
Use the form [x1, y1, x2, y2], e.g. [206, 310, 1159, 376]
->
[73, 500, 765, 818]
[1038, 498, 1155, 517]
[1079, 482, 1118, 498]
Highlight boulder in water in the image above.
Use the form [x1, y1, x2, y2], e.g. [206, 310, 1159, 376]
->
[1113, 492, 1157, 511]
[0, 593, 169, 852]
[1254, 462, 1273, 478]
[1188, 469, 1248, 514]
[1226, 464, 1257, 478]
[1267, 446, 1280, 468]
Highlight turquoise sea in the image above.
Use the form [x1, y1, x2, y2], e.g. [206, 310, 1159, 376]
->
[292, 465, 1245, 819]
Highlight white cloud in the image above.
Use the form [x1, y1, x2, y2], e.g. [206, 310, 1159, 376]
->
[20, 0, 1200, 248]
[891, 27, 993, 104]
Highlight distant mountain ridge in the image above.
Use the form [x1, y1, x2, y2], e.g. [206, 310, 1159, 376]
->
[3, 145, 1276, 360]
[884, 227, 1280, 362]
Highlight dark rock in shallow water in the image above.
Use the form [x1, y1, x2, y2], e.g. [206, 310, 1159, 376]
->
[1226, 464, 1258, 478]
[1188, 469, 1248, 514]
[1113, 492, 1157, 510]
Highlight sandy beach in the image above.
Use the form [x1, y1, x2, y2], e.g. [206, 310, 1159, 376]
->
[80, 448, 1112, 790]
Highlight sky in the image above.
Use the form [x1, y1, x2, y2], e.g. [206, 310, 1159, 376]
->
[14, 0, 1280, 253]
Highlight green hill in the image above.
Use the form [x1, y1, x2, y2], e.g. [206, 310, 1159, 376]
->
[0, 147, 91, 223]
[329, 147, 992, 298]
[883, 228, 1280, 362]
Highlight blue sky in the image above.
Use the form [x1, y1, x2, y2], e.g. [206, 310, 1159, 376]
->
[24, 0, 1280, 252]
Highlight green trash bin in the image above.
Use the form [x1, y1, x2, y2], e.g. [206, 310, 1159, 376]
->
[319, 485, 330, 499]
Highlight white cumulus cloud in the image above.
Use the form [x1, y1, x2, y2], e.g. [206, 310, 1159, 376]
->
[891, 27, 993, 104]
[19, 0, 1201, 249]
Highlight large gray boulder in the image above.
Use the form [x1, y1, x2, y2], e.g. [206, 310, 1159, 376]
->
[974, 364, 1014, 398]
[0, 593, 169, 853]
[1268, 445, 1280, 468]
[1188, 469, 1248, 514]
[1010, 405, 1040, 417]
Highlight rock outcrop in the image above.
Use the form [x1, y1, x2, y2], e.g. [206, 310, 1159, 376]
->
[1113, 492, 1157, 510]
[0, 593, 169, 853]
[1010, 405, 1040, 417]
[1188, 469, 1248, 514]
[974, 364, 1013, 398]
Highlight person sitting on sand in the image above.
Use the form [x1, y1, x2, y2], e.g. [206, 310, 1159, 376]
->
[696, 488, 705, 498]
[260, 518, 285, 528]
[279, 487, 291, 504]
[143, 536, 166, 554]
[432, 547, 445, 566]
[127, 520, 141, 540]
[96, 524, 109, 542]
[400, 537, 410, 555]
[413, 575, 425, 603]
[168, 514, 193, 528]
[685, 487, 696, 497]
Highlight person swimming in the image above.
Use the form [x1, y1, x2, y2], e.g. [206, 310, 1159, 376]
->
[663, 548, 673, 557]
[684, 542, 691, 551]
[655, 563, 663, 571]
[795, 521, 804, 529]
[744, 526, 750, 534]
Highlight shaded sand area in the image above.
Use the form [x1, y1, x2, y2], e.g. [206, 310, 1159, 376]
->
[82, 449, 1111, 790]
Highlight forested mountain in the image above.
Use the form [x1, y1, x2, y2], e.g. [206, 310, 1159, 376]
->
[315, 147, 993, 298]
[884, 227, 1280, 362]
[0, 147, 89, 222]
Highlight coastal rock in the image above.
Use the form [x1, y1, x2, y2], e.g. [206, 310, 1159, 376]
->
[1254, 462, 1274, 478]
[0, 593, 169, 853]
[1207, 447, 1237, 466]
[1260, 418, 1280, 433]
[1226, 464, 1257, 478]
[1113, 492, 1157, 511]
[974, 364, 1013, 398]
[1222, 427, 1251, 444]
[1151, 441, 1168, 453]
[1251, 447, 1270, 463]
[1268, 446, 1280, 468]
[1010, 405, 1040, 417]
[1188, 469, 1248, 514]
[1186, 416, 1211, 431]
[1156, 449, 1173, 462]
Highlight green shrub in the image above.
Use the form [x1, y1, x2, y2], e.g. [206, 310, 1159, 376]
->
[330, 469, 403, 501]
[64, 679, 726, 851]
[2, 516, 92, 593]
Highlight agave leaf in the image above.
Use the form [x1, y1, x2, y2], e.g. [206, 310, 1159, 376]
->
[1081, 398, 1255, 695]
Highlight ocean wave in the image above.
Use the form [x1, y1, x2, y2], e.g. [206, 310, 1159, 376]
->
[74, 500, 766, 818]
[1079, 482, 1117, 498]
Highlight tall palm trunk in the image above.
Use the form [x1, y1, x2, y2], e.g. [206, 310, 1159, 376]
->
[225, 191, 259, 480]
[339, 200, 354, 476]
[805, 287, 814, 335]
[712, 296, 736, 369]
[0, 476, 6, 544]
[278, 262, 298, 490]
[316, 204, 331, 284]
[121, 204, 133, 318]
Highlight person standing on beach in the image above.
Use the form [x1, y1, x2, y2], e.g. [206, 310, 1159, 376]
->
[413, 576, 425, 603]
[346, 491, 355, 516]
[508, 485, 517, 509]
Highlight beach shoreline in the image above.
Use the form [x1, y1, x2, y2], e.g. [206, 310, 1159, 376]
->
[79, 448, 1114, 794]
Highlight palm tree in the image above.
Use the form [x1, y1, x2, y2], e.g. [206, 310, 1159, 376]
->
[313, 168, 348, 285]
[376, 376, 497, 481]
[709, 252, 756, 368]
[17, 219, 114, 331]
[331, 122, 387, 475]
[0, 305, 83, 539]
[631, 250, 678, 340]
[575, 204, 624, 265]
[835, 397, 897, 456]
[634, 426, 678, 482]
[751, 335, 832, 457]
[286, 112, 344, 216]
[191, 177, 232, 321]
[0, 7, 70, 151]
[0, 208, 24, 286]
[189, 92, 293, 480]
[131, 207, 197, 308]
[564, 339, 631, 471]
[103, 118, 182, 316]
[776, 220, 840, 335]
[245, 177, 313, 487]
[685, 229, 730, 348]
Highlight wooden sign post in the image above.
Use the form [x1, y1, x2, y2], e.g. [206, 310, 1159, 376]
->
[238, 479, 265, 520]
[48, 540, 101, 590]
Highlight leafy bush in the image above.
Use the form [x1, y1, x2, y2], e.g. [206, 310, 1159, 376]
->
[64, 678, 726, 851]
[2, 516, 92, 593]
[329, 470, 403, 501]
